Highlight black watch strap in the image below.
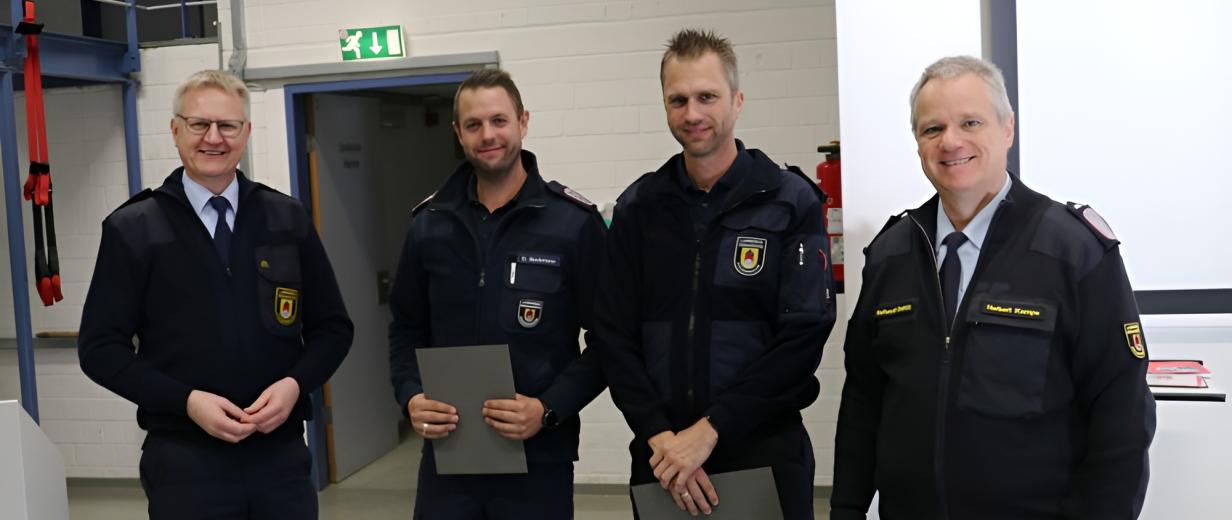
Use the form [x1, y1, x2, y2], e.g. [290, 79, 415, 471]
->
[541, 406, 560, 429]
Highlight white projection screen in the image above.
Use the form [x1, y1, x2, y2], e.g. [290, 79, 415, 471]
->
[1016, 1, 1231, 291]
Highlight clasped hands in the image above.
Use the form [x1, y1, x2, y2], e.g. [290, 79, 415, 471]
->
[649, 418, 721, 516]
[186, 376, 300, 443]
[407, 392, 545, 441]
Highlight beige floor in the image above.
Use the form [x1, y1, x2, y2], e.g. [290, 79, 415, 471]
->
[67, 433, 831, 519]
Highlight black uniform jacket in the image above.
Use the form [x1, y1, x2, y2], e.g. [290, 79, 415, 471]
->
[832, 176, 1155, 520]
[388, 150, 607, 463]
[596, 142, 836, 445]
[79, 169, 354, 441]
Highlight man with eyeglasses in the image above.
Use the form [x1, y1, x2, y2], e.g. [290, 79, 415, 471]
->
[79, 69, 353, 520]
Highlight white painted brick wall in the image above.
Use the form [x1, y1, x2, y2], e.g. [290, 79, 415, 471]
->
[5, 1, 844, 483]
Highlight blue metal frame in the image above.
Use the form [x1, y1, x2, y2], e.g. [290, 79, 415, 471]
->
[1, 67, 38, 423]
[282, 71, 472, 489]
[1, 0, 142, 423]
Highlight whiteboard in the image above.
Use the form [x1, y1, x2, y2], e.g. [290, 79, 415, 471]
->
[1017, 0, 1232, 291]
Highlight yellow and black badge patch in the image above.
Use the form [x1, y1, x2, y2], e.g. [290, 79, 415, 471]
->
[734, 237, 767, 276]
[875, 302, 914, 319]
[1124, 322, 1146, 359]
[275, 287, 299, 326]
[981, 301, 1045, 320]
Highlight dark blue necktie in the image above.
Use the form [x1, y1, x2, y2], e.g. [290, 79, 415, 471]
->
[940, 231, 968, 328]
[209, 196, 233, 265]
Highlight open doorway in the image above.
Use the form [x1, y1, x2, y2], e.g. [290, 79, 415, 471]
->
[285, 72, 469, 488]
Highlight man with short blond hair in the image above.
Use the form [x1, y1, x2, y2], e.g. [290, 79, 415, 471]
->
[80, 69, 353, 519]
[598, 28, 836, 518]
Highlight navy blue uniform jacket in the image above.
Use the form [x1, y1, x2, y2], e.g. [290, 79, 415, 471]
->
[596, 143, 836, 444]
[831, 177, 1155, 520]
[388, 150, 607, 463]
[79, 169, 354, 441]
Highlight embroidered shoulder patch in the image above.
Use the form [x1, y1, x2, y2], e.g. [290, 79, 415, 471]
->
[1068, 202, 1116, 240]
[1124, 322, 1146, 359]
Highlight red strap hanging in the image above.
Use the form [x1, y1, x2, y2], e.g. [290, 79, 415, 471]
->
[17, 0, 61, 306]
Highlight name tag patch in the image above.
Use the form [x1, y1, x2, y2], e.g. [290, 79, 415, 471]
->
[981, 301, 1044, 320]
[517, 254, 560, 267]
[875, 302, 914, 319]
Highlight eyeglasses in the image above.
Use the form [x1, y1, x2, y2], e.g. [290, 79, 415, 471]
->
[175, 114, 247, 137]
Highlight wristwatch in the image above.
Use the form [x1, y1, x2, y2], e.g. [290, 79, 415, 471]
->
[541, 405, 560, 429]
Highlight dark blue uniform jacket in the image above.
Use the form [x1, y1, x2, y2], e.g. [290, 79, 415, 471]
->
[79, 169, 354, 442]
[831, 176, 1156, 520]
[596, 142, 837, 445]
[388, 150, 607, 463]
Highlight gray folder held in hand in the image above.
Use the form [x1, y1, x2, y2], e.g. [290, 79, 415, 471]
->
[632, 466, 782, 520]
[415, 344, 527, 475]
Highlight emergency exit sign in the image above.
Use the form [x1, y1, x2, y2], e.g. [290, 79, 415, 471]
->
[338, 26, 405, 61]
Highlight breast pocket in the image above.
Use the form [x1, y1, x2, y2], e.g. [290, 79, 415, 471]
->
[958, 297, 1057, 419]
[255, 244, 303, 337]
[501, 252, 565, 333]
[714, 206, 789, 288]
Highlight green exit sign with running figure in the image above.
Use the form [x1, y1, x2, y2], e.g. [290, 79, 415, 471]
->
[339, 26, 405, 61]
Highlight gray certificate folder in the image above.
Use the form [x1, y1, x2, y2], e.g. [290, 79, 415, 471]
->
[632, 467, 782, 520]
[415, 344, 528, 475]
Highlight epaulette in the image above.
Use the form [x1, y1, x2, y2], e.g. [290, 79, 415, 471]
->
[411, 192, 435, 216]
[116, 188, 154, 211]
[1066, 202, 1119, 250]
[865, 212, 906, 252]
[547, 181, 596, 209]
[782, 164, 826, 203]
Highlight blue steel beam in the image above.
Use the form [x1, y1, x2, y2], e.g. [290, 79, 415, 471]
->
[1, 67, 39, 423]
[0, 27, 131, 83]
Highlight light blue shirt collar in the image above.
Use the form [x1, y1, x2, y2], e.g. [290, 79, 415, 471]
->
[935, 171, 1012, 254]
[182, 172, 239, 236]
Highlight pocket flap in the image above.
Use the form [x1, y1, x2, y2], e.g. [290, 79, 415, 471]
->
[966, 297, 1057, 332]
[255, 244, 301, 283]
[719, 206, 790, 232]
[506, 252, 563, 292]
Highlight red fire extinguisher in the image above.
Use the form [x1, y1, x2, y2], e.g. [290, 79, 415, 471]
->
[817, 141, 843, 293]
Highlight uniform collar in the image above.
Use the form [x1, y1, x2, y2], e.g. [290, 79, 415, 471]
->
[647, 139, 783, 209]
[182, 171, 240, 218]
[908, 171, 1048, 247]
[430, 149, 548, 213]
[158, 167, 257, 211]
[935, 171, 1012, 253]
[673, 140, 751, 194]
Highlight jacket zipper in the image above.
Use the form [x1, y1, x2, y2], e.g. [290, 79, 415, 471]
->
[430, 202, 545, 341]
[684, 189, 770, 412]
[685, 244, 700, 410]
[908, 214, 953, 520]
